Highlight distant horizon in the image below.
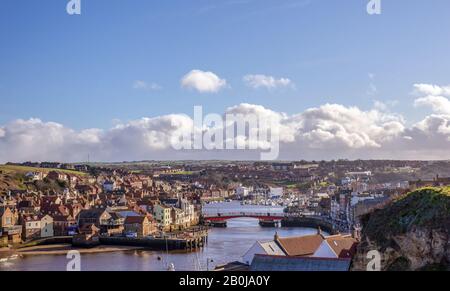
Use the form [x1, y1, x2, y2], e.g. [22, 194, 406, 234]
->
[4, 159, 450, 165]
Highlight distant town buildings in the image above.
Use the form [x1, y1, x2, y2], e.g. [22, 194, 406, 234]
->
[1, 159, 449, 269]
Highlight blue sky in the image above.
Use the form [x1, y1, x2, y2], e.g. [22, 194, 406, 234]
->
[1, 0, 450, 162]
[1, 0, 449, 128]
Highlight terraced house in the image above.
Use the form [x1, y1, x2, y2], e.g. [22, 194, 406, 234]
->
[1, 207, 22, 244]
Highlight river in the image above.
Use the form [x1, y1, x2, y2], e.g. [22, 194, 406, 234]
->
[1, 201, 318, 271]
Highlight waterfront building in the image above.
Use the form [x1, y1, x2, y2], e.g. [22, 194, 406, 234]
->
[275, 233, 324, 257]
[77, 209, 111, 228]
[312, 234, 357, 259]
[102, 212, 125, 236]
[0, 207, 16, 229]
[236, 187, 250, 198]
[53, 215, 77, 236]
[179, 198, 197, 225]
[73, 224, 100, 247]
[242, 240, 285, 265]
[153, 204, 171, 228]
[242, 232, 358, 266]
[0, 207, 22, 244]
[21, 214, 54, 240]
[123, 215, 157, 237]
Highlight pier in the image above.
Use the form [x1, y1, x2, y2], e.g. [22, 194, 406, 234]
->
[98, 228, 209, 251]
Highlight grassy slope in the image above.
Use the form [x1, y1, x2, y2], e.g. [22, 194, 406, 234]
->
[362, 187, 450, 247]
[0, 165, 86, 176]
[0, 165, 86, 193]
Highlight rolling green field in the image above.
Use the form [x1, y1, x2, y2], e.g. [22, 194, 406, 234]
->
[0, 165, 87, 176]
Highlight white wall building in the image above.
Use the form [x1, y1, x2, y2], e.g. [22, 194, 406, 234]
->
[242, 241, 285, 265]
[269, 187, 283, 198]
[236, 187, 250, 197]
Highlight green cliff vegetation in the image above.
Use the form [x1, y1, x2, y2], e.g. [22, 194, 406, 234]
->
[0, 165, 84, 194]
[361, 187, 450, 248]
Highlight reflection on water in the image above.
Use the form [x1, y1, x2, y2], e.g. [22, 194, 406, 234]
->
[1, 202, 318, 271]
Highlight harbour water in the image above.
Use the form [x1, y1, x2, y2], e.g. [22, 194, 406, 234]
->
[1, 202, 318, 271]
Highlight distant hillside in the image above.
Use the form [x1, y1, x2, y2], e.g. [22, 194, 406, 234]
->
[0, 165, 86, 176]
[0, 165, 85, 194]
[0, 171, 28, 192]
[352, 187, 450, 271]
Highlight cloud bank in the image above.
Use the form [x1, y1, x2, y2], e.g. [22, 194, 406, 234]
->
[1, 84, 449, 162]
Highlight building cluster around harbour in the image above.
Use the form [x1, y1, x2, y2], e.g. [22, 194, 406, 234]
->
[1, 160, 450, 270]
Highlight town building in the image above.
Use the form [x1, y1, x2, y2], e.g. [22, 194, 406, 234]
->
[123, 216, 157, 237]
[242, 232, 358, 265]
[21, 214, 54, 240]
[153, 204, 172, 228]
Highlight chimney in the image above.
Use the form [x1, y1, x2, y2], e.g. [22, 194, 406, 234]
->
[274, 232, 280, 241]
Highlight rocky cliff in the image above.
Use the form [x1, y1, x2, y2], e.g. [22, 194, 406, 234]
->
[352, 187, 450, 271]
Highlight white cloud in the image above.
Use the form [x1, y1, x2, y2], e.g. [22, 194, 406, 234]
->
[413, 83, 450, 115]
[413, 83, 450, 96]
[181, 70, 227, 93]
[0, 115, 194, 163]
[132, 80, 162, 90]
[1, 83, 450, 162]
[414, 96, 450, 115]
[243, 74, 293, 89]
[286, 104, 405, 150]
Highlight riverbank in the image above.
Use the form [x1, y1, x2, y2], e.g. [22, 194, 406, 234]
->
[3, 204, 322, 270]
[16, 244, 144, 256]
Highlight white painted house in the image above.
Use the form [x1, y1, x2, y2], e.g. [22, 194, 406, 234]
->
[312, 234, 357, 259]
[242, 240, 285, 265]
[242, 233, 358, 265]
[236, 187, 250, 197]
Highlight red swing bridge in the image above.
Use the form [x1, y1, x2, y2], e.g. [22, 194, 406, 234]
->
[202, 212, 286, 227]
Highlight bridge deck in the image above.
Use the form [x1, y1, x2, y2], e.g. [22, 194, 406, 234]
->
[203, 212, 285, 221]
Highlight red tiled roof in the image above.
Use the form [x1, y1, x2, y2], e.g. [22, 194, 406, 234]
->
[276, 234, 324, 257]
[325, 235, 358, 258]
